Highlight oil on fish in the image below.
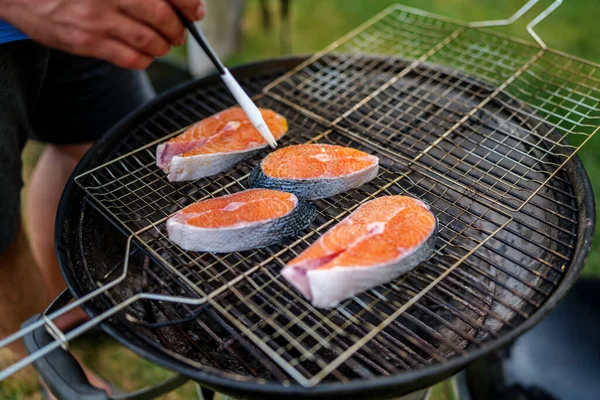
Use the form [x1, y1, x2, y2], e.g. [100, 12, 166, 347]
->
[283, 196, 437, 308]
[167, 189, 315, 253]
[157, 107, 288, 182]
[248, 143, 379, 200]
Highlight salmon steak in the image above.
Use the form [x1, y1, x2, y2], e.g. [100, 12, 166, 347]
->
[283, 196, 437, 308]
[156, 107, 288, 182]
[167, 189, 315, 253]
[248, 144, 379, 200]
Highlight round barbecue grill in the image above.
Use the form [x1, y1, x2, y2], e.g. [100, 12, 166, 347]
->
[2, 3, 599, 400]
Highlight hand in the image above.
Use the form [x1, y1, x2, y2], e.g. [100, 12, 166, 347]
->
[0, 0, 205, 69]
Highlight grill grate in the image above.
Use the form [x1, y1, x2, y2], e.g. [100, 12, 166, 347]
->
[265, 5, 599, 211]
[71, 3, 594, 387]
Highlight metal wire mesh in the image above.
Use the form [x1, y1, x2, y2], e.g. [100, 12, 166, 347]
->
[73, 3, 594, 387]
[265, 5, 599, 211]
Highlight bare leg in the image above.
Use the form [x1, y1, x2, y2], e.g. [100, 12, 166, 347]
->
[25, 143, 92, 329]
[25, 143, 112, 395]
[0, 228, 47, 357]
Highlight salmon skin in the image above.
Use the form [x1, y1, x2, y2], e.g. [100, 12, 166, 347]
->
[283, 196, 437, 308]
[248, 144, 379, 200]
[156, 107, 288, 182]
[167, 189, 315, 253]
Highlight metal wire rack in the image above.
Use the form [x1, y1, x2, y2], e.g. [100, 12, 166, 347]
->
[265, 1, 599, 212]
[1, 0, 596, 389]
[64, 0, 596, 385]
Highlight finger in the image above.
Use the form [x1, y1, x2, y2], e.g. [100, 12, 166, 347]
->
[107, 13, 171, 57]
[167, 0, 205, 21]
[197, 1, 205, 20]
[118, 0, 186, 46]
[77, 35, 153, 69]
[97, 38, 153, 69]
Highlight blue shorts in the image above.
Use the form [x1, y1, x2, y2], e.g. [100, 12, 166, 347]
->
[0, 40, 155, 252]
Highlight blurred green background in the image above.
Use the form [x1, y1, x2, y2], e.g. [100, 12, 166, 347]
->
[1, 1, 598, 399]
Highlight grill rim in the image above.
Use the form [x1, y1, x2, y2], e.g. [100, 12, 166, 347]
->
[55, 56, 595, 399]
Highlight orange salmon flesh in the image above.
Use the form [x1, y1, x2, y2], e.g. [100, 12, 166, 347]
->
[282, 195, 437, 308]
[167, 188, 316, 253]
[156, 107, 288, 182]
[180, 189, 296, 228]
[261, 143, 377, 179]
[177, 107, 287, 156]
[289, 196, 436, 269]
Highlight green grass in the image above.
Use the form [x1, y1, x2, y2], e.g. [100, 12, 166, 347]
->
[2, 1, 598, 399]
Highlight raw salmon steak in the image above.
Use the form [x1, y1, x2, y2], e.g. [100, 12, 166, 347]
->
[156, 107, 288, 182]
[248, 144, 379, 199]
[283, 196, 437, 308]
[167, 189, 315, 253]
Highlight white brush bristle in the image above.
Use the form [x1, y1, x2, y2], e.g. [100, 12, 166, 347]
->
[220, 68, 278, 148]
[258, 123, 278, 148]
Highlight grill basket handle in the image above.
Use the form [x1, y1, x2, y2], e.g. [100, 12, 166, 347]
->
[22, 314, 109, 400]
[21, 290, 190, 400]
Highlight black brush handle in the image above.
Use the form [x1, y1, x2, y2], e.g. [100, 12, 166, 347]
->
[176, 10, 226, 74]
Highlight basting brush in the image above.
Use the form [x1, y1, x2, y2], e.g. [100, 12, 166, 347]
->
[176, 11, 278, 148]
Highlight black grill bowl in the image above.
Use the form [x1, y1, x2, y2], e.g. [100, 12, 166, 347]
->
[55, 56, 595, 399]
